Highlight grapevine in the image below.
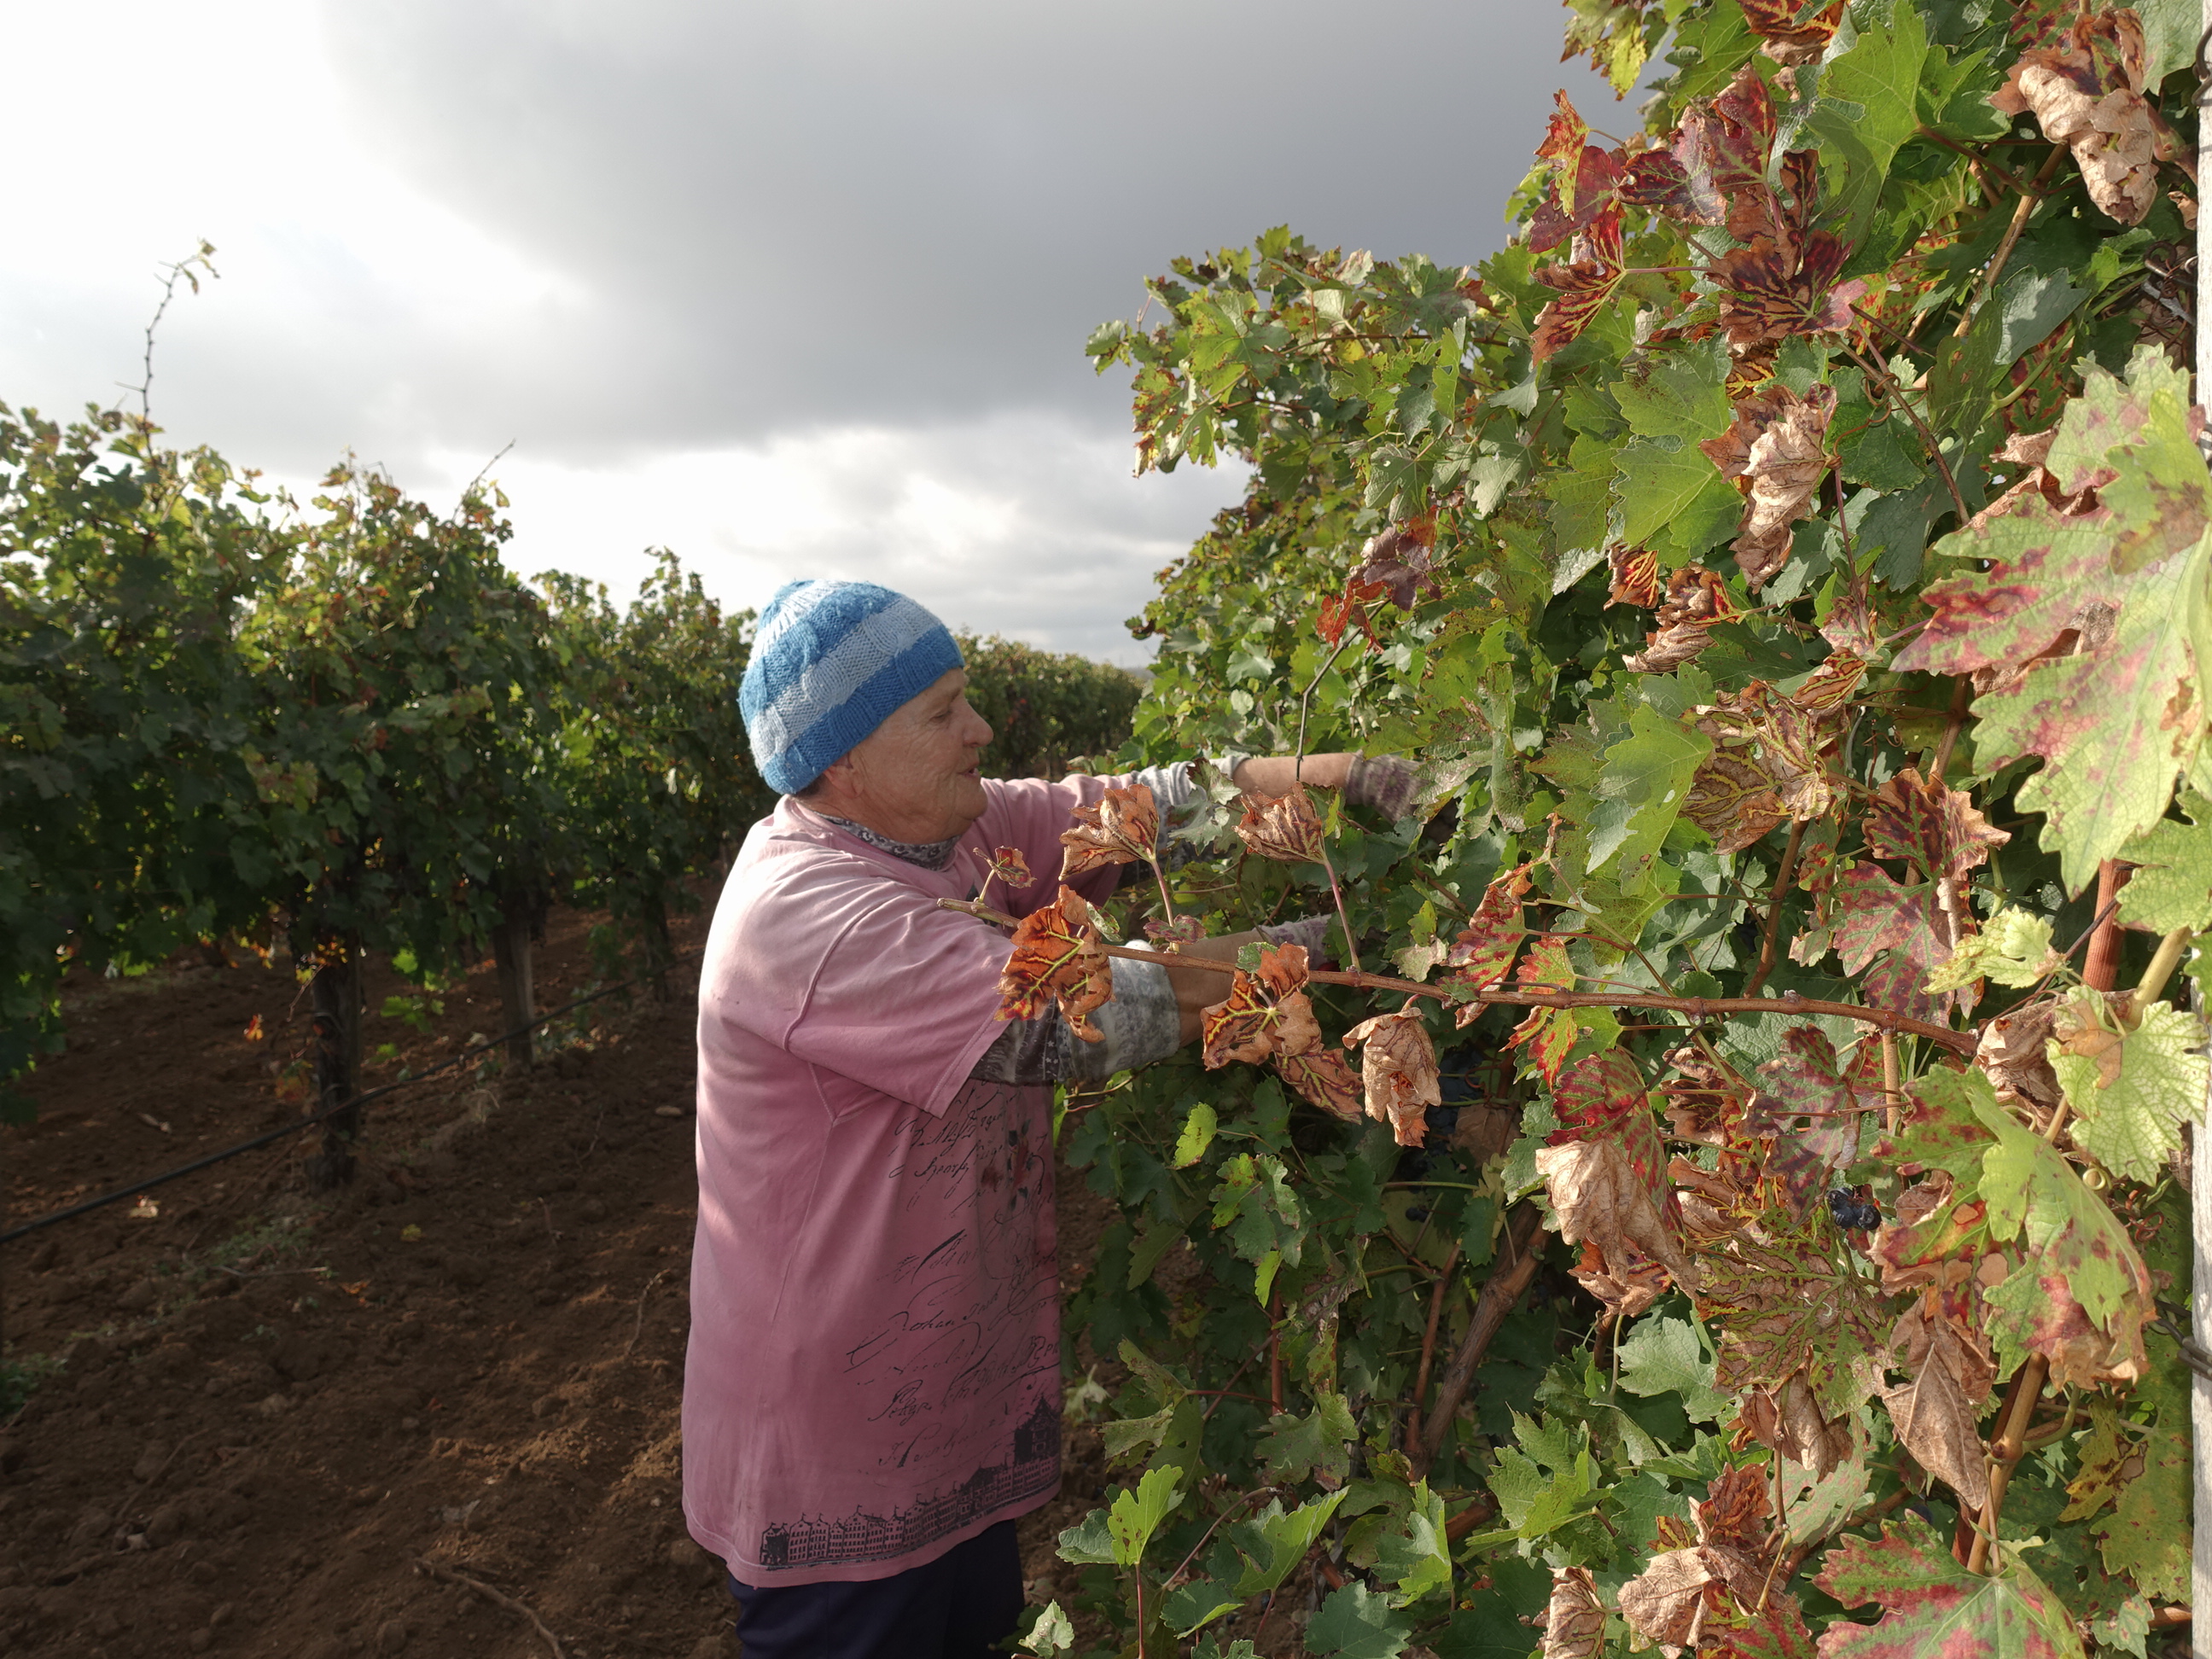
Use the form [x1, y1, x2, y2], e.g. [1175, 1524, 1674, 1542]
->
[1029, 3, 2211, 1655]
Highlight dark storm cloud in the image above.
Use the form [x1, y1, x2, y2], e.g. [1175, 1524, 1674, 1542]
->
[315, 0, 1626, 457]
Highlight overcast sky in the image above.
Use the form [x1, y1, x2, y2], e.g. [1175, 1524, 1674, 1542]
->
[1, 1, 1622, 661]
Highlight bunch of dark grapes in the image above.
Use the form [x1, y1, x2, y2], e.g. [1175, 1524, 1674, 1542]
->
[1827, 1189, 1880, 1232]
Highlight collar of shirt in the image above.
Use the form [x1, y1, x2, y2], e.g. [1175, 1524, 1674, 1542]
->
[818, 812, 961, 871]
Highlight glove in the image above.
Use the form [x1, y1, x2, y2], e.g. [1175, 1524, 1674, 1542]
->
[1342, 754, 1422, 820]
[1256, 913, 1338, 970]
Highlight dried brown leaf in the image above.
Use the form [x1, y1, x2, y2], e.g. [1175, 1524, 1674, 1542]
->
[1626, 564, 1737, 672]
[1343, 1007, 1443, 1146]
[1879, 1295, 1996, 1503]
[1539, 1565, 1606, 1659]
[1700, 384, 1837, 589]
[1059, 782, 1160, 877]
[1234, 788, 1328, 864]
[1992, 8, 2160, 224]
[1536, 1135, 1697, 1318]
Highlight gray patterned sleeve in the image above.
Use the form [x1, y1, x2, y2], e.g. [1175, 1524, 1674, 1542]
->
[966, 952, 1182, 1086]
[1066, 950, 1180, 1084]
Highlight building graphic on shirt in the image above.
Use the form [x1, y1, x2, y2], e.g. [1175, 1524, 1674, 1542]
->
[755, 1390, 1060, 1572]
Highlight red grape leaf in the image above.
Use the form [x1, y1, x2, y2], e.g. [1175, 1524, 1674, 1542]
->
[1750, 1027, 1870, 1219]
[1863, 768, 2011, 885]
[1528, 144, 1628, 253]
[1505, 935, 1581, 1083]
[1342, 1007, 1441, 1147]
[1353, 519, 1441, 610]
[1813, 1514, 2087, 1659]
[1318, 574, 1392, 649]
[1790, 649, 1867, 715]
[1684, 748, 1788, 854]
[1275, 1042, 1365, 1123]
[1530, 207, 1627, 362]
[1443, 859, 1534, 991]
[1606, 544, 1660, 608]
[1830, 862, 1963, 1024]
[1199, 941, 1317, 1068]
[984, 846, 1033, 892]
[996, 883, 1114, 1042]
[1703, 1594, 1818, 1659]
[1060, 782, 1160, 877]
[1535, 89, 1589, 171]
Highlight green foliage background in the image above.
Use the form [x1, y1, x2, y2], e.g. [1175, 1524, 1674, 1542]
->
[1036, 2, 2212, 1656]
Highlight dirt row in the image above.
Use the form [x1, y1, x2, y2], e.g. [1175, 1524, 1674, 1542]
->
[0, 893, 1133, 1659]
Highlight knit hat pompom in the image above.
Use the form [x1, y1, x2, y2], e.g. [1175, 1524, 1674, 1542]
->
[740, 580, 963, 795]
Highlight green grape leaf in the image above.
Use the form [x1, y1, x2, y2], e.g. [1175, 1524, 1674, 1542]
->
[1305, 1581, 1415, 1659]
[1615, 1313, 1729, 1423]
[1161, 1579, 1243, 1639]
[1371, 1479, 1450, 1604]
[1057, 1508, 1116, 1565]
[1228, 1489, 1348, 1598]
[1255, 1390, 1357, 1487]
[2051, 995, 2208, 1184]
[2115, 790, 2212, 933]
[1807, 0, 1929, 242]
[2093, 1419, 2192, 1602]
[1610, 336, 1732, 445]
[1020, 1601, 1075, 1655]
[1587, 703, 1713, 882]
[1814, 1514, 2087, 1659]
[1615, 436, 1728, 549]
[1106, 1464, 1184, 1565]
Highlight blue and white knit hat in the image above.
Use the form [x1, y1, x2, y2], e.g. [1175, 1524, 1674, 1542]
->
[740, 580, 965, 795]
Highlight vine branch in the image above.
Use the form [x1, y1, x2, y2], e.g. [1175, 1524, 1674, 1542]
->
[938, 898, 1982, 1053]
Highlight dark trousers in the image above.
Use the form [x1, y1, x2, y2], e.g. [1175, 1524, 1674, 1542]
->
[727, 1519, 1024, 1659]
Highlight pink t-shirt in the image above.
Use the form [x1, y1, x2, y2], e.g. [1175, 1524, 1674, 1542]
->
[683, 776, 1121, 1585]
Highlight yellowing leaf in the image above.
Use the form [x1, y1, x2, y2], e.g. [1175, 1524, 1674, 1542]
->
[2114, 789, 2212, 933]
[2048, 992, 2209, 1184]
[1926, 906, 2062, 993]
[1969, 1072, 2155, 1386]
[1894, 349, 2212, 893]
[2093, 1418, 2191, 1602]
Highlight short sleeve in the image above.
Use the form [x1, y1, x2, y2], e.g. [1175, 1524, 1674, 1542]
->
[746, 867, 1017, 1116]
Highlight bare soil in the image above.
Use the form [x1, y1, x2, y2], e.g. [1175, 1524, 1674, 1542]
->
[0, 886, 1126, 1659]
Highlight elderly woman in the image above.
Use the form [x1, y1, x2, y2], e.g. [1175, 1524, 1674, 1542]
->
[681, 579, 1415, 1659]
